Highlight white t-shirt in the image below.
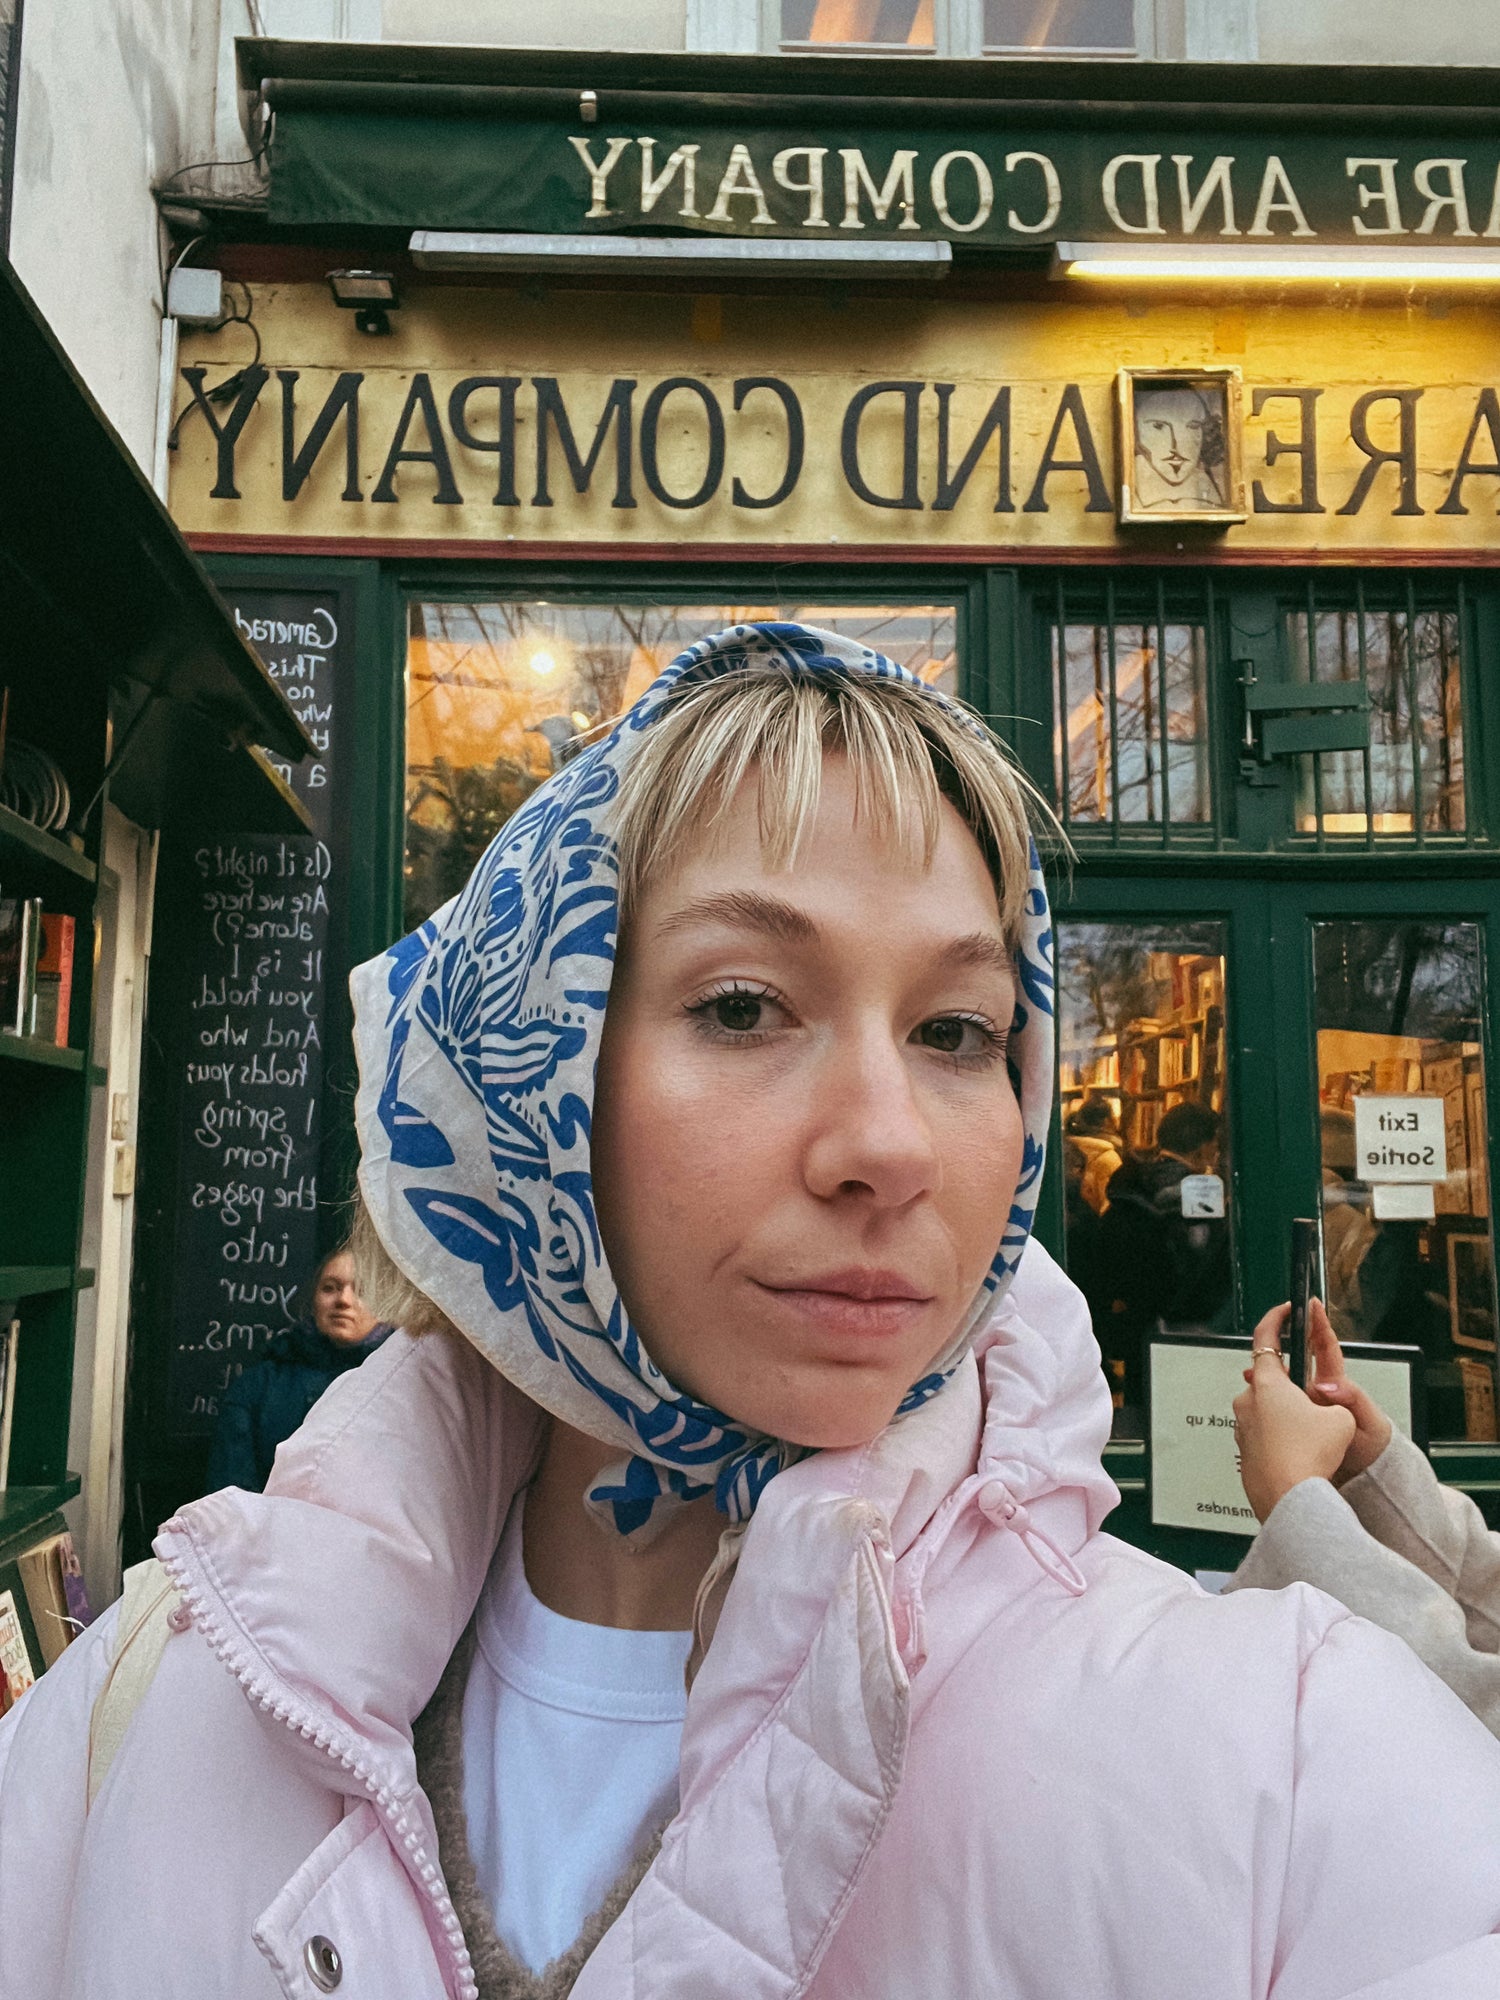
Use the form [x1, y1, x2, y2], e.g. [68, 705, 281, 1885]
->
[460, 1496, 692, 1975]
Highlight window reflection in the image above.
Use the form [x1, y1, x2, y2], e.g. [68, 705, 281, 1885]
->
[984, 0, 1135, 49]
[1314, 920, 1498, 1440]
[403, 600, 956, 930]
[1057, 922, 1233, 1433]
[1052, 620, 1210, 825]
[780, 0, 934, 46]
[1290, 602, 1465, 837]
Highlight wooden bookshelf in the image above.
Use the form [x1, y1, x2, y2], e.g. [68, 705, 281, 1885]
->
[0, 802, 95, 885]
[0, 1035, 86, 1073]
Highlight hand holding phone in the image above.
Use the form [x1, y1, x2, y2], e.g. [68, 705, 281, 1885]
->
[1287, 1216, 1318, 1393]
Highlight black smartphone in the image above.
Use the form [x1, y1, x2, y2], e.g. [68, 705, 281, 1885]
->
[1287, 1217, 1318, 1391]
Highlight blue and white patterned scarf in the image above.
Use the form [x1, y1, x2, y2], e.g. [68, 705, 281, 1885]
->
[352, 624, 1055, 1541]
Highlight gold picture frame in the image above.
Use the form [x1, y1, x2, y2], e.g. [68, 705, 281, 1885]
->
[1115, 367, 1246, 526]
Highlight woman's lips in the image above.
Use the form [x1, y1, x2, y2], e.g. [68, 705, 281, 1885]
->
[753, 1271, 934, 1341]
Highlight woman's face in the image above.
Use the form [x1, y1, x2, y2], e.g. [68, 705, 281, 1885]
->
[314, 1252, 377, 1346]
[592, 756, 1025, 1451]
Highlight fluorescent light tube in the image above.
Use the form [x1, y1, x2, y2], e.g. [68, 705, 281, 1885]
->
[1052, 242, 1500, 283]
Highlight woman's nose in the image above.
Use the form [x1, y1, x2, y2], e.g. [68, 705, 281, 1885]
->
[802, 1032, 941, 1208]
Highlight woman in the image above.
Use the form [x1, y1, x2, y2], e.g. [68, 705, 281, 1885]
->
[2, 624, 1499, 2000]
[206, 1248, 391, 1493]
[1231, 1296, 1500, 1737]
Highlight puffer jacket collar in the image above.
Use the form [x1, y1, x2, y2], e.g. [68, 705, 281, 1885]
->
[154, 1240, 1115, 2000]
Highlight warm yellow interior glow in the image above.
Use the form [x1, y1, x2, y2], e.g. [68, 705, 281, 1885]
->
[528, 649, 557, 677]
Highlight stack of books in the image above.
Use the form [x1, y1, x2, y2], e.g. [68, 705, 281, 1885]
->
[0, 896, 74, 1045]
[0, 1526, 92, 1715]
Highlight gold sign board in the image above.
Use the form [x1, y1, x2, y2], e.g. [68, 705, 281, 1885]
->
[169, 283, 1500, 557]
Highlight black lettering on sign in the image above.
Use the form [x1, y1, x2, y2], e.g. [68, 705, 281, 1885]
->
[1337, 388, 1424, 516]
[162, 590, 345, 1438]
[932, 383, 1013, 513]
[1023, 384, 1111, 514]
[280, 370, 364, 503]
[449, 376, 522, 507]
[180, 364, 269, 501]
[639, 377, 725, 509]
[1437, 388, 1500, 516]
[840, 381, 923, 510]
[731, 378, 804, 509]
[372, 372, 463, 505]
[1250, 388, 1324, 514]
[532, 376, 637, 508]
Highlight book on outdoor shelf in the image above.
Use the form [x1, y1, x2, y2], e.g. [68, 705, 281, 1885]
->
[0, 1316, 17, 1493]
[32, 909, 74, 1046]
[0, 892, 42, 1036]
[17, 1531, 91, 1668]
[0, 1587, 36, 1713]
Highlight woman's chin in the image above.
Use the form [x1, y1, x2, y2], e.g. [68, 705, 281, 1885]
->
[735, 1381, 909, 1454]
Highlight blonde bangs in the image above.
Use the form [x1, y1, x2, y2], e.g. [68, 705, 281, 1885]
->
[610, 664, 1046, 946]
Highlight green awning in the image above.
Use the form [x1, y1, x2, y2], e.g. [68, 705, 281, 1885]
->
[254, 49, 1500, 250]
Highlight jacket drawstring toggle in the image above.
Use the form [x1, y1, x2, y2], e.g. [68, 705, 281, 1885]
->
[896, 1471, 1087, 1673]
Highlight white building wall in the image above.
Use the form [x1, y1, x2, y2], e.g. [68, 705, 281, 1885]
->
[382, 0, 686, 48]
[8, 0, 225, 470]
[1256, 0, 1500, 63]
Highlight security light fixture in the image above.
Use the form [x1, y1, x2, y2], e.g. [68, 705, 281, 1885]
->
[1051, 242, 1500, 284]
[409, 231, 952, 281]
[327, 269, 400, 335]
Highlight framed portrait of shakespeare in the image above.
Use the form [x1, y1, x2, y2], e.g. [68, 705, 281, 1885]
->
[1115, 367, 1246, 527]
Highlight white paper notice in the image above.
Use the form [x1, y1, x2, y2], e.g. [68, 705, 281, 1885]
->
[1372, 1182, 1436, 1222]
[1352, 1095, 1447, 1183]
[1149, 1342, 1260, 1536]
[1340, 1354, 1414, 1440]
[1180, 1173, 1225, 1219]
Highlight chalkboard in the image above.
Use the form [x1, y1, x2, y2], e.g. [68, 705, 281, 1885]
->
[162, 590, 342, 1434]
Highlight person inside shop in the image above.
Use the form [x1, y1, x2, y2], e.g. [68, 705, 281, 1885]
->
[205, 1247, 392, 1494]
[1094, 1100, 1233, 1406]
[1063, 1092, 1123, 1215]
[1229, 1294, 1500, 1738]
[4, 624, 1500, 2000]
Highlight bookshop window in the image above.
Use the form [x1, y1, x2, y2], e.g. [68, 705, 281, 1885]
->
[1056, 922, 1232, 1434]
[403, 599, 955, 930]
[983, 0, 1135, 51]
[1288, 585, 1466, 838]
[1052, 599, 1211, 830]
[780, 0, 935, 47]
[1314, 919, 1498, 1441]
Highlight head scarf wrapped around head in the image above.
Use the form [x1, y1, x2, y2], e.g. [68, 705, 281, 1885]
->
[352, 624, 1055, 1541]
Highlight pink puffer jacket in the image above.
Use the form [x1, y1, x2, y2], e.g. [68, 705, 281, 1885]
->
[4, 1240, 1500, 2000]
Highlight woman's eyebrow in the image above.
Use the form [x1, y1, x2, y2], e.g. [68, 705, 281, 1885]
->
[939, 933, 1015, 977]
[654, 890, 820, 945]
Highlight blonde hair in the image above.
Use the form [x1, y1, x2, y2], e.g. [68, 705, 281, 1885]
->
[348, 1190, 454, 1338]
[611, 660, 1046, 946]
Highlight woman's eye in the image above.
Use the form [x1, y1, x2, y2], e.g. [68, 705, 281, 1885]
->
[915, 1015, 1004, 1064]
[712, 992, 763, 1033]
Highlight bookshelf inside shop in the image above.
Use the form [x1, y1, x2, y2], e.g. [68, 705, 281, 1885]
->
[1059, 952, 1227, 1155]
[0, 686, 103, 1548]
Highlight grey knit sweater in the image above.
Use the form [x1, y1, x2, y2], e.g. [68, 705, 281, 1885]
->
[1227, 1428, 1500, 1738]
[412, 1626, 662, 2000]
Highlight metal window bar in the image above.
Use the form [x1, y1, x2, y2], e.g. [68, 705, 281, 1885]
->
[1204, 574, 1225, 852]
[1104, 575, 1121, 845]
[1404, 573, 1426, 847]
[1458, 577, 1477, 845]
[1354, 575, 1375, 849]
[1303, 576, 1326, 851]
[1053, 572, 1073, 834]
[1155, 575, 1171, 845]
